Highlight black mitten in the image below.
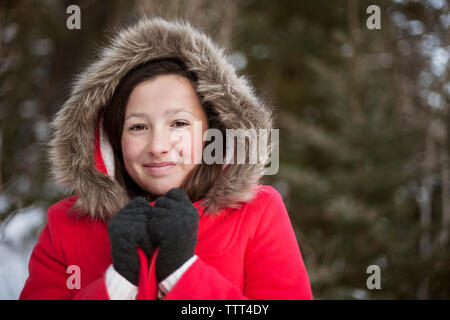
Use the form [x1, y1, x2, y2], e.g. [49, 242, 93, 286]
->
[147, 188, 199, 282]
[107, 197, 154, 286]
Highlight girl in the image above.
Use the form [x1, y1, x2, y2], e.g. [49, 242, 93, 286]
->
[19, 17, 313, 300]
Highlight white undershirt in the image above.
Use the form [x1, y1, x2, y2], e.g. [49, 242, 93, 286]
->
[104, 255, 198, 300]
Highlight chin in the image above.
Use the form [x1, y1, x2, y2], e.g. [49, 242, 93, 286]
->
[146, 179, 182, 196]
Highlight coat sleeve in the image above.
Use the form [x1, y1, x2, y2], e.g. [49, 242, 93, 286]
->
[19, 206, 111, 300]
[162, 189, 313, 300]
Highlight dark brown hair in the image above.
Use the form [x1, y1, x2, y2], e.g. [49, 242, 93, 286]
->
[102, 57, 225, 212]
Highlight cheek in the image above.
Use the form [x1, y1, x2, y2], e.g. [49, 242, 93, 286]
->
[121, 137, 141, 164]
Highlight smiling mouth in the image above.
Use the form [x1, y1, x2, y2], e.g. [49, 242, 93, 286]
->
[143, 163, 177, 176]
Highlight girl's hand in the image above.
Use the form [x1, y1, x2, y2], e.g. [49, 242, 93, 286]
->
[107, 197, 154, 286]
[147, 188, 199, 282]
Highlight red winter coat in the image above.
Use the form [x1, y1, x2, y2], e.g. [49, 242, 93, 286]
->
[20, 185, 313, 300]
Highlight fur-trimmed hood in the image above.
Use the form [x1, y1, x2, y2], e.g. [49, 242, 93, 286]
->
[47, 16, 274, 221]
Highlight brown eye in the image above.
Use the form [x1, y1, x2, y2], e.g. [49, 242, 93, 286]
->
[130, 124, 146, 131]
[172, 121, 189, 128]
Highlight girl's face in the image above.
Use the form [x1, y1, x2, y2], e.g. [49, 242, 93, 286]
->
[121, 74, 208, 196]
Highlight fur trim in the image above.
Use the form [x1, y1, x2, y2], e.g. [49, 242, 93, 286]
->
[47, 16, 274, 221]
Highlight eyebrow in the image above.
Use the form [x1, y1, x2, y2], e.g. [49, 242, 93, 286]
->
[125, 108, 194, 121]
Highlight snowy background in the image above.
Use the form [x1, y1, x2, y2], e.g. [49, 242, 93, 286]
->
[0, 197, 45, 300]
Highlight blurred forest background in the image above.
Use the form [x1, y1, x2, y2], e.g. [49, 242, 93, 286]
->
[0, 0, 449, 299]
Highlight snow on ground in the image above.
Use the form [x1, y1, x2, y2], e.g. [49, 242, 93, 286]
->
[0, 206, 45, 299]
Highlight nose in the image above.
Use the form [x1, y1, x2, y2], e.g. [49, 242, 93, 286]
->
[146, 127, 171, 157]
